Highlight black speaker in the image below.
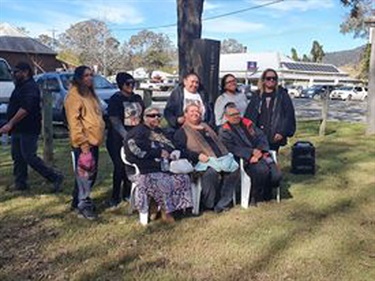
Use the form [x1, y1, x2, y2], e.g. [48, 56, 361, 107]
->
[291, 141, 315, 174]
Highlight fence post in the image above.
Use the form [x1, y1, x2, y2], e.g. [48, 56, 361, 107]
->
[319, 89, 329, 137]
[42, 88, 54, 164]
[143, 89, 152, 107]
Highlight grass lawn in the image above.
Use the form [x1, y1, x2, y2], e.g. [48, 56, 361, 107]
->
[0, 121, 374, 281]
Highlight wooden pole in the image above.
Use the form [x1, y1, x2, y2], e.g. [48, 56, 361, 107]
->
[42, 89, 54, 164]
[366, 21, 375, 135]
[319, 89, 329, 137]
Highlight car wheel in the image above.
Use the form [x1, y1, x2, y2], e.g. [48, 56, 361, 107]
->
[347, 94, 352, 101]
[313, 94, 320, 100]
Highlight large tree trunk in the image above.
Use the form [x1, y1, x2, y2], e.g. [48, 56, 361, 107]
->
[177, 0, 204, 81]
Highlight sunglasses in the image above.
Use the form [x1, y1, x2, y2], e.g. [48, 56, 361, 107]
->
[225, 79, 237, 85]
[146, 113, 162, 118]
[125, 81, 135, 87]
[264, 76, 277, 81]
[12, 69, 22, 74]
[84, 73, 94, 77]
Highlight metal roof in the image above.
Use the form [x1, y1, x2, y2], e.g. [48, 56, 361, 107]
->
[281, 62, 340, 73]
[0, 36, 56, 55]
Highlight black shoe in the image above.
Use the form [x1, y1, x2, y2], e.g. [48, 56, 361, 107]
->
[78, 206, 97, 220]
[52, 174, 64, 193]
[214, 206, 230, 213]
[250, 197, 257, 207]
[7, 183, 30, 191]
[107, 199, 121, 209]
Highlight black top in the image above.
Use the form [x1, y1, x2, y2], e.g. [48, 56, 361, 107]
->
[106, 91, 144, 142]
[258, 91, 276, 141]
[125, 124, 175, 174]
[6, 78, 42, 134]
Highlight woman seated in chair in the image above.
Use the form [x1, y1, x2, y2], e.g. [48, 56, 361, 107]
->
[174, 104, 240, 213]
[124, 106, 193, 223]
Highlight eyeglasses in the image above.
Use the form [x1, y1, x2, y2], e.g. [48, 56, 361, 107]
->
[146, 113, 162, 119]
[264, 76, 277, 82]
[84, 73, 94, 77]
[227, 112, 240, 117]
[12, 69, 21, 74]
[225, 79, 237, 85]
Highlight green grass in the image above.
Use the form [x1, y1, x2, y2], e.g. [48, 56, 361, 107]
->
[1, 121, 375, 281]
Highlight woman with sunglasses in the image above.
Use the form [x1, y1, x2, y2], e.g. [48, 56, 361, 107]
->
[64, 65, 105, 220]
[245, 68, 296, 152]
[124, 106, 193, 223]
[106, 72, 144, 208]
[214, 74, 248, 127]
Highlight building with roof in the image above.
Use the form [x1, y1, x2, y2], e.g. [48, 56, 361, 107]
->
[220, 52, 360, 87]
[0, 22, 62, 72]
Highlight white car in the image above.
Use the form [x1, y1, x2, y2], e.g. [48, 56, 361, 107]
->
[287, 85, 304, 98]
[330, 86, 368, 101]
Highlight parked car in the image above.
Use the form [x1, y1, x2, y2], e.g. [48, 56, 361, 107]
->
[0, 58, 14, 123]
[286, 85, 304, 98]
[34, 72, 117, 124]
[330, 86, 368, 101]
[300, 85, 336, 99]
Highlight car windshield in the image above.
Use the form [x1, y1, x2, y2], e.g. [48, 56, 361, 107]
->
[337, 86, 353, 91]
[60, 73, 115, 90]
[0, 61, 12, 81]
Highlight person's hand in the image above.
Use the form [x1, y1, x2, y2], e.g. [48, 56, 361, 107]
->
[161, 149, 170, 159]
[0, 123, 12, 134]
[252, 148, 262, 160]
[273, 133, 283, 142]
[170, 150, 181, 160]
[198, 153, 209, 163]
[177, 116, 185, 124]
[249, 156, 259, 164]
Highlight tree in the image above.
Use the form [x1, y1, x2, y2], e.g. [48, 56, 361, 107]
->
[340, 0, 375, 135]
[221, 39, 245, 54]
[291, 48, 299, 61]
[340, 0, 372, 38]
[59, 19, 121, 75]
[177, 0, 204, 81]
[128, 30, 175, 73]
[310, 40, 325, 62]
[37, 34, 60, 50]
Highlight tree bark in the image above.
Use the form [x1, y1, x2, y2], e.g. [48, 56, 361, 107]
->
[177, 0, 204, 81]
[367, 25, 375, 135]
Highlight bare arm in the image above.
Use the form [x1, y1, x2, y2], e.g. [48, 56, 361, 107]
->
[109, 116, 128, 139]
[0, 108, 28, 133]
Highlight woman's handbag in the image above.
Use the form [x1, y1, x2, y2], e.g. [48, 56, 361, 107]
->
[169, 158, 194, 174]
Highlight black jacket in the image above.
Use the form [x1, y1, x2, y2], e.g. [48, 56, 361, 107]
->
[124, 124, 175, 174]
[244, 87, 296, 146]
[164, 85, 214, 130]
[6, 78, 42, 134]
[219, 118, 269, 161]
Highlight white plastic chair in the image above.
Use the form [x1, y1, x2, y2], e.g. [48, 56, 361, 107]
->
[240, 150, 280, 209]
[120, 147, 147, 225]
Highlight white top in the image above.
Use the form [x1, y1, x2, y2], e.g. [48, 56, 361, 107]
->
[183, 88, 206, 118]
[214, 91, 248, 126]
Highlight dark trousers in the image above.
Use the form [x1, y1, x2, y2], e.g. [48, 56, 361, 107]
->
[11, 133, 59, 188]
[106, 138, 131, 202]
[71, 146, 99, 208]
[200, 167, 240, 211]
[244, 159, 271, 202]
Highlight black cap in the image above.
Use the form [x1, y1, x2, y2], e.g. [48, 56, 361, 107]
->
[116, 72, 134, 89]
[13, 62, 33, 73]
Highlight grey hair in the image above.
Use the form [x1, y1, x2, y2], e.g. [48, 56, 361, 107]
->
[143, 106, 161, 121]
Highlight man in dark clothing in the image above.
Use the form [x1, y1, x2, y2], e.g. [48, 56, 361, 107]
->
[0, 62, 63, 191]
[106, 72, 144, 208]
[219, 102, 282, 204]
[245, 68, 296, 152]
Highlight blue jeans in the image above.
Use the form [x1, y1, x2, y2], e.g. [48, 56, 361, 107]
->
[11, 133, 59, 188]
[71, 146, 99, 209]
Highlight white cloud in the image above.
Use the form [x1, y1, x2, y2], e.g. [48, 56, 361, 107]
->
[204, 1, 223, 11]
[251, 0, 334, 12]
[203, 18, 264, 33]
[82, 3, 144, 24]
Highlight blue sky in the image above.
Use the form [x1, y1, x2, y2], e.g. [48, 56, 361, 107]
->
[0, 0, 368, 56]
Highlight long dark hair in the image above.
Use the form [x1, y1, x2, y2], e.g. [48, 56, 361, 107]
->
[71, 65, 98, 99]
[220, 74, 236, 94]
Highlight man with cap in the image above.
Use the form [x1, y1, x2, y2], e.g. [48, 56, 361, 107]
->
[0, 62, 64, 191]
[106, 72, 144, 208]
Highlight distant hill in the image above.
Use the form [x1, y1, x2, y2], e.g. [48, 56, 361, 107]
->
[323, 45, 366, 67]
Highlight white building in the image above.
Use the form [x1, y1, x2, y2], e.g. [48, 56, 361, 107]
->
[220, 52, 360, 87]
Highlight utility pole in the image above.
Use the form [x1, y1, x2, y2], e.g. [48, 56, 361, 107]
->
[49, 28, 57, 50]
[365, 15, 375, 135]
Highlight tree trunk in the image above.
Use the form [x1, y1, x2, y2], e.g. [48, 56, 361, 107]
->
[177, 0, 204, 81]
[367, 26, 375, 135]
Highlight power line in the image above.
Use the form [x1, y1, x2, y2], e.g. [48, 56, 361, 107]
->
[113, 0, 284, 31]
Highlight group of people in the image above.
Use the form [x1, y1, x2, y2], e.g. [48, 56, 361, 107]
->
[0, 62, 296, 222]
